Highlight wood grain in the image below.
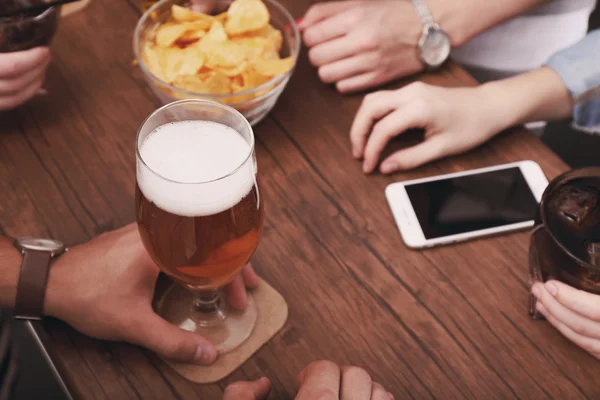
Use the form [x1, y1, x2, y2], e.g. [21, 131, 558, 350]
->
[1, 0, 599, 398]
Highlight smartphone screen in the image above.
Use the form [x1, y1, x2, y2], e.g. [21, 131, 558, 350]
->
[404, 167, 539, 239]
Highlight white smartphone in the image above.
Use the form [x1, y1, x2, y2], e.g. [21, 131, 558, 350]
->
[385, 161, 549, 249]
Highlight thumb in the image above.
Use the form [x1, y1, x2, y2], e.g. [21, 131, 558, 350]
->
[223, 377, 272, 400]
[380, 135, 448, 173]
[129, 310, 218, 365]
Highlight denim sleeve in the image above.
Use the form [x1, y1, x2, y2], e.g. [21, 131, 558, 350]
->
[545, 29, 600, 134]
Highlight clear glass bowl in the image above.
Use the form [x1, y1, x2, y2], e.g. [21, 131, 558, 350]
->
[133, 0, 300, 126]
[0, 5, 60, 52]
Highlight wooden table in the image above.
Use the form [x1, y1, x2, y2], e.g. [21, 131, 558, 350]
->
[2, 0, 600, 398]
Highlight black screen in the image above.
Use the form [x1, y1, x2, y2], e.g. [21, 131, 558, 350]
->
[405, 167, 539, 239]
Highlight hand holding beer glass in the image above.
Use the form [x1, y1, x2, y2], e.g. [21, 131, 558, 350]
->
[135, 99, 264, 353]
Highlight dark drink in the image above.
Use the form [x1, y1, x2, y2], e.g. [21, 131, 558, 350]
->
[529, 168, 600, 318]
[0, 0, 59, 53]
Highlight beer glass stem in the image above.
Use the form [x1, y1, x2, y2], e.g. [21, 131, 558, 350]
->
[191, 290, 228, 327]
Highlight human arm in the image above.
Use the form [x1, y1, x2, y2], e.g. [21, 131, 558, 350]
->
[350, 66, 571, 174]
[298, 0, 547, 93]
[1, 224, 260, 364]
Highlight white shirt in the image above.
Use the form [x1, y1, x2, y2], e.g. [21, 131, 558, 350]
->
[452, 0, 597, 82]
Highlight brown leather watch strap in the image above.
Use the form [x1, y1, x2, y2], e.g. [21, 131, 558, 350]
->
[14, 249, 52, 320]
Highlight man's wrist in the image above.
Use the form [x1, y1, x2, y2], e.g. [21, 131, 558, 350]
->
[44, 251, 71, 319]
[0, 240, 23, 309]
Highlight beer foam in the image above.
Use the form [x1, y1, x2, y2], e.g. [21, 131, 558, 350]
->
[137, 120, 256, 217]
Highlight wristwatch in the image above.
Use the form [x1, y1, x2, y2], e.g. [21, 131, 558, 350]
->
[411, 0, 451, 68]
[13, 238, 66, 320]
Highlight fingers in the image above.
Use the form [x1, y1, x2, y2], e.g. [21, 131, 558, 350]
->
[189, 0, 218, 13]
[299, 1, 358, 30]
[223, 377, 272, 400]
[336, 71, 392, 94]
[225, 264, 260, 310]
[370, 383, 393, 400]
[543, 280, 600, 321]
[532, 282, 600, 357]
[0, 47, 50, 79]
[129, 310, 218, 365]
[340, 366, 372, 400]
[0, 58, 50, 95]
[296, 360, 341, 400]
[225, 275, 249, 310]
[303, 9, 354, 48]
[378, 136, 448, 174]
[362, 105, 430, 173]
[0, 75, 46, 111]
[241, 263, 260, 288]
[350, 91, 402, 158]
[317, 51, 379, 84]
[536, 302, 600, 355]
[532, 282, 600, 339]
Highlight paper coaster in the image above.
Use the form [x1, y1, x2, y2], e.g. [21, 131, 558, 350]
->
[60, 0, 91, 17]
[163, 280, 288, 383]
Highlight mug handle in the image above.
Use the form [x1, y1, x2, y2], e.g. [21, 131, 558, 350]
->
[529, 225, 547, 319]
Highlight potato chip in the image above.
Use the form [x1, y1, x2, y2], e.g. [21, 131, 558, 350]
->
[202, 20, 228, 43]
[204, 71, 232, 94]
[247, 24, 282, 52]
[241, 68, 270, 89]
[160, 46, 205, 82]
[225, 0, 270, 35]
[252, 56, 293, 77]
[231, 36, 275, 61]
[142, 45, 166, 81]
[171, 4, 213, 26]
[173, 72, 231, 95]
[202, 40, 245, 68]
[172, 75, 206, 93]
[156, 23, 188, 47]
[176, 28, 206, 46]
[214, 12, 228, 24]
[219, 62, 248, 77]
[156, 21, 210, 47]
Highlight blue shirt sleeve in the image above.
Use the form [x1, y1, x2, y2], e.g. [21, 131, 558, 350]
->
[545, 29, 600, 134]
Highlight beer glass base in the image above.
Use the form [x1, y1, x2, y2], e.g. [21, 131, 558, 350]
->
[155, 283, 259, 353]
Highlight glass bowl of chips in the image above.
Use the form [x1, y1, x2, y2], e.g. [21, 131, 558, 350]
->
[134, 0, 300, 126]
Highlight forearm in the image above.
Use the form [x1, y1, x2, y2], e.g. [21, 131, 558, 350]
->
[478, 67, 573, 133]
[428, 0, 548, 46]
[0, 238, 23, 309]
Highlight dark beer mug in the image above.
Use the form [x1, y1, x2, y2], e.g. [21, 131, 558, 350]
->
[529, 167, 600, 319]
[0, 0, 60, 53]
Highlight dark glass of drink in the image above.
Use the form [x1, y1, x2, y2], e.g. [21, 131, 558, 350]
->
[136, 99, 264, 352]
[529, 167, 600, 319]
[0, 0, 59, 53]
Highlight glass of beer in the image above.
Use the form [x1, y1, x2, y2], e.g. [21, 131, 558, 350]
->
[135, 99, 264, 352]
[529, 167, 600, 319]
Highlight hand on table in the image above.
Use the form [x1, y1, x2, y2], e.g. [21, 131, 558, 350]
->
[299, 1, 423, 93]
[350, 82, 500, 174]
[224, 360, 394, 400]
[0, 47, 50, 111]
[45, 223, 260, 365]
[532, 280, 600, 360]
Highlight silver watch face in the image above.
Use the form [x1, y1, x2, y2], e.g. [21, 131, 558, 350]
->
[420, 26, 451, 68]
[15, 237, 65, 255]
